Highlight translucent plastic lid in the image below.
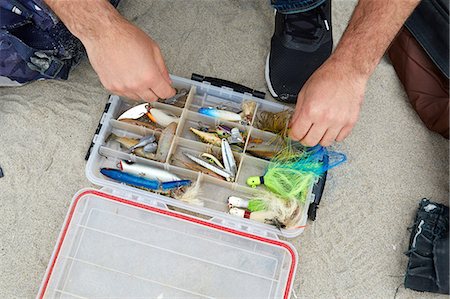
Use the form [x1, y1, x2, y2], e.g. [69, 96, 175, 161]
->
[38, 189, 298, 299]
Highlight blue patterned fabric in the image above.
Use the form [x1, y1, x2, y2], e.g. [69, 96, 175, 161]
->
[0, 0, 119, 85]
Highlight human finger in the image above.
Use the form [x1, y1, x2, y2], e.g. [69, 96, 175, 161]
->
[300, 123, 328, 147]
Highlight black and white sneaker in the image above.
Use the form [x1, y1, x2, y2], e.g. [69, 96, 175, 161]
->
[265, 1, 333, 103]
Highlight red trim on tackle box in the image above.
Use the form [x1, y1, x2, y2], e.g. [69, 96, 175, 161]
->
[38, 190, 297, 299]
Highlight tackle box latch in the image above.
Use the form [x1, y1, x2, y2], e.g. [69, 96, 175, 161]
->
[191, 73, 266, 99]
[85, 96, 113, 161]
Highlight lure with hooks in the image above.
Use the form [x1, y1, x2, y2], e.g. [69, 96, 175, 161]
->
[198, 107, 242, 122]
[118, 161, 181, 182]
[118, 103, 149, 120]
[147, 108, 179, 127]
[184, 152, 233, 181]
[101, 168, 191, 191]
[221, 139, 237, 178]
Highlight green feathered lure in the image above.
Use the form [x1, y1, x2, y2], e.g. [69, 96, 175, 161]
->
[246, 143, 346, 203]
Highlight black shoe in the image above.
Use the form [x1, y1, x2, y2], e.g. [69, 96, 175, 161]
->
[265, 1, 333, 103]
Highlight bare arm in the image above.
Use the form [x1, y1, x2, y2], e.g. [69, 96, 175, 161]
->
[289, 0, 420, 146]
[44, 0, 175, 101]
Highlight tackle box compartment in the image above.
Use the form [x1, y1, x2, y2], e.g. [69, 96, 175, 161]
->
[37, 75, 325, 299]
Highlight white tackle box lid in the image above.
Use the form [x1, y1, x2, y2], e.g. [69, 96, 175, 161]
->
[37, 188, 298, 298]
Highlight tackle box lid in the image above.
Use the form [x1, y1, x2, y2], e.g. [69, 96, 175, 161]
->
[37, 188, 298, 299]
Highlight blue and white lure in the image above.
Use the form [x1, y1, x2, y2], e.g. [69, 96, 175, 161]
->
[198, 107, 242, 122]
[100, 168, 191, 191]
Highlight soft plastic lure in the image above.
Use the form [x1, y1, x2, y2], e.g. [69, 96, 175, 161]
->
[101, 168, 191, 191]
[198, 107, 242, 122]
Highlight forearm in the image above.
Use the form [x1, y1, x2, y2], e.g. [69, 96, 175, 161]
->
[331, 0, 420, 79]
[43, 0, 124, 43]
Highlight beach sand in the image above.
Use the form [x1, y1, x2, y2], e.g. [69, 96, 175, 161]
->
[0, 0, 448, 297]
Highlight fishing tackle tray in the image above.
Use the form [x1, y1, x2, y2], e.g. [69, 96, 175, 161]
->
[37, 75, 324, 299]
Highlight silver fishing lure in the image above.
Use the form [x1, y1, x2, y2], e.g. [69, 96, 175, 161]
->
[221, 139, 237, 178]
[183, 152, 233, 181]
[227, 127, 244, 144]
[143, 142, 158, 153]
[129, 135, 156, 152]
[164, 89, 188, 105]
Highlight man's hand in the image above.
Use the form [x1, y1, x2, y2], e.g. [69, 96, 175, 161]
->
[289, 58, 365, 146]
[288, 0, 420, 146]
[44, 0, 175, 102]
[82, 19, 175, 102]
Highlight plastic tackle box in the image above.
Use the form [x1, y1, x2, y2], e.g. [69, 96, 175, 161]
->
[37, 74, 326, 299]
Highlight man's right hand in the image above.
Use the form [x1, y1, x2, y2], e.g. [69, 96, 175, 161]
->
[81, 19, 175, 102]
[44, 0, 175, 102]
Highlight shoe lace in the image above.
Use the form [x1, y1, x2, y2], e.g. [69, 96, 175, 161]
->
[284, 6, 329, 40]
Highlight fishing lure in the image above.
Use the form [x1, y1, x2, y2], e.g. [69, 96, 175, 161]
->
[221, 139, 237, 178]
[241, 100, 257, 123]
[108, 134, 155, 160]
[180, 160, 224, 180]
[227, 127, 244, 144]
[129, 135, 156, 152]
[255, 110, 291, 135]
[101, 168, 191, 191]
[227, 196, 266, 212]
[190, 128, 222, 146]
[184, 152, 233, 181]
[161, 89, 188, 106]
[229, 208, 277, 224]
[228, 189, 304, 229]
[155, 122, 176, 162]
[246, 144, 282, 160]
[201, 153, 224, 169]
[118, 103, 149, 120]
[148, 108, 179, 127]
[174, 180, 204, 206]
[198, 107, 242, 122]
[216, 125, 232, 138]
[119, 161, 181, 182]
[246, 144, 346, 202]
[118, 118, 161, 130]
[143, 142, 158, 153]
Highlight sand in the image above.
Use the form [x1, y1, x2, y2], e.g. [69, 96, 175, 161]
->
[0, 0, 448, 298]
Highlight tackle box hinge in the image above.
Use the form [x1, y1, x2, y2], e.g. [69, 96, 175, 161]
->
[85, 97, 113, 161]
[191, 73, 266, 99]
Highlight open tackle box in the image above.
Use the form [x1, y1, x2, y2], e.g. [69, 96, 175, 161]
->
[38, 75, 327, 299]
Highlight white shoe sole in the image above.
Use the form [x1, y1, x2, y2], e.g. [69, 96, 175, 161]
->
[265, 53, 279, 98]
